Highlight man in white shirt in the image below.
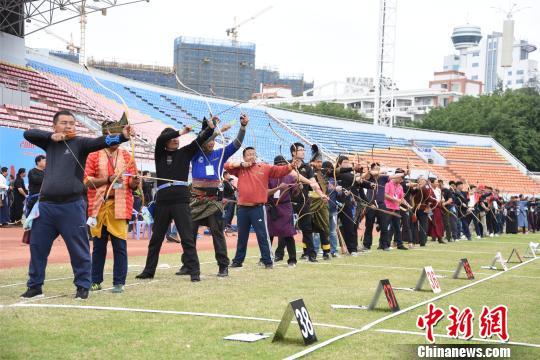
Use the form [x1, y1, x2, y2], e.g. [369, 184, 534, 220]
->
[0, 167, 9, 226]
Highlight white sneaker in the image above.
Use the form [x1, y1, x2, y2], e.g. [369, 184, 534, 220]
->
[460, 235, 466, 240]
[288, 263, 296, 268]
[495, 234, 500, 237]
[490, 233, 494, 238]
[476, 236, 481, 239]
[351, 252, 358, 257]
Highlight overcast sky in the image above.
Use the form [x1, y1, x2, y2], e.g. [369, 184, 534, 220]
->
[25, 0, 540, 89]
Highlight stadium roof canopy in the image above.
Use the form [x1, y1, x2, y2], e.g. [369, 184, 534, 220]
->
[0, 0, 149, 37]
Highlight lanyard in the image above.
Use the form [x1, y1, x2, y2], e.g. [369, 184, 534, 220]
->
[106, 149, 120, 175]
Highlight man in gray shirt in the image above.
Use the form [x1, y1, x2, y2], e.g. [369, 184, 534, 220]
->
[20, 110, 133, 300]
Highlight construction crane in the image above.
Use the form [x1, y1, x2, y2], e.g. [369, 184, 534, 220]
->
[28, 24, 80, 55]
[225, 6, 273, 42]
[79, 1, 109, 66]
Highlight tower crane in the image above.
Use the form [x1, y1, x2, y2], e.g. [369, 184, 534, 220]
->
[226, 6, 273, 42]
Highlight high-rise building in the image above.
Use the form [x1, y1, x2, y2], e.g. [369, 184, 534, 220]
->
[442, 24, 538, 93]
[254, 67, 313, 96]
[173, 36, 256, 100]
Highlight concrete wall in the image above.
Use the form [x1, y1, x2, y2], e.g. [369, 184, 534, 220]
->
[0, 85, 30, 107]
[0, 31, 25, 66]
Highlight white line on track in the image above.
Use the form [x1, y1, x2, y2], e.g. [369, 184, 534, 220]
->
[6, 303, 356, 331]
[374, 329, 540, 348]
[411, 248, 495, 255]
[0, 256, 262, 289]
[283, 256, 539, 360]
[304, 262, 540, 279]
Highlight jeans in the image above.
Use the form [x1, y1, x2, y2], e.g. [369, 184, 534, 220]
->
[312, 233, 321, 253]
[223, 201, 236, 227]
[92, 227, 128, 285]
[329, 211, 338, 254]
[387, 210, 403, 247]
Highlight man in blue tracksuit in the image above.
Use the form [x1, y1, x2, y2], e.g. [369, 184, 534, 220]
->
[20, 110, 132, 300]
[177, 114, 248, 277]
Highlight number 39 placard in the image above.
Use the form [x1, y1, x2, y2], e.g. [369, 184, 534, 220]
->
[273, 299, 317, 345]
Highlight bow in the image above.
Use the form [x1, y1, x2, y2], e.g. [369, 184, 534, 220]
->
[84, 65, 136, 201]
[173, 73, 226, 183]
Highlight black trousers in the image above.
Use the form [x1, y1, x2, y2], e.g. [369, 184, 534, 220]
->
[443, 210, 459, 241]
[486, 210, 496, 234]
[181, 211, 229, 269]
[415, 210, 429, 246]
[363, 205, 389, 249]
[339, 201, 357, 253]
[295, 201, 315, 259]
[387, 210, 403, 247]
[400, 209, 413, 244]
[11, 196, 24, 222]
[273, 236, 297, 264]
[142, 202, 200, 276]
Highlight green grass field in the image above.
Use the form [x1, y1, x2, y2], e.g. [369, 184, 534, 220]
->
[1, 234, 539, 359]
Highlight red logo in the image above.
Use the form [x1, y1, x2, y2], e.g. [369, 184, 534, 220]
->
[416, 303, 445, 343]
[446, 305, 474, 340]
[417, 303, 509, 343]
[20, 140, 36, 149]
[479, 305, 509, 342]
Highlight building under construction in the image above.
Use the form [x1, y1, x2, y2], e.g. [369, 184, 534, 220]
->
[173, 36, 256, 101]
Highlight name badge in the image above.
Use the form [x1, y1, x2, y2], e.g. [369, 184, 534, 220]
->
[206, 165, 215, 176]
[274, 190, 281, 199]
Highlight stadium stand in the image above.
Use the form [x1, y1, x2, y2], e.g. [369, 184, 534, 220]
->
[1, 53, 538, 194]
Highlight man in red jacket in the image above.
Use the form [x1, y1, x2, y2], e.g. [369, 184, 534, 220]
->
[225, 147, 294, 268]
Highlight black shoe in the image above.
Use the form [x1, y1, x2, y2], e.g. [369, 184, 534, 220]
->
[397, 245, 409, 250]
[230, 262, 242, 268]
[20, 287, 43, 299]
[300, 254, 308, 261]
[166, 234, 181, 243]
[135, 272, 154, 279]
[438, 239, 447, 244]
[420, 243, 426, 247]
[190, 274, 201, 282]
[217, 267, 229, 277]
[175, 267, 189, 276]
[274, 256, 283, 262]
[323, 253, 330, 260]
[264, 264, 273, 269]
[75, 287, 89, 300]
[308, 257, 318, 263]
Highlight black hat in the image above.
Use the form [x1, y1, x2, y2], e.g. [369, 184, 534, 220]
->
[322, 161, 333, 170]
[160, 127, 178, 137]
[310, 144, 322, 162]
[274, 155, 287, 165]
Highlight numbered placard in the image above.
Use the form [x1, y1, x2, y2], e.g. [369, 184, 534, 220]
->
[369, 279, 400, 312]
[273, 299, 317, 345]
[484, 252, 508, 271]
[414, 266, 442, 293]
[453, 258, 475, 280]
[506, 248, 523, 264]
[523, 242, 539, 259]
